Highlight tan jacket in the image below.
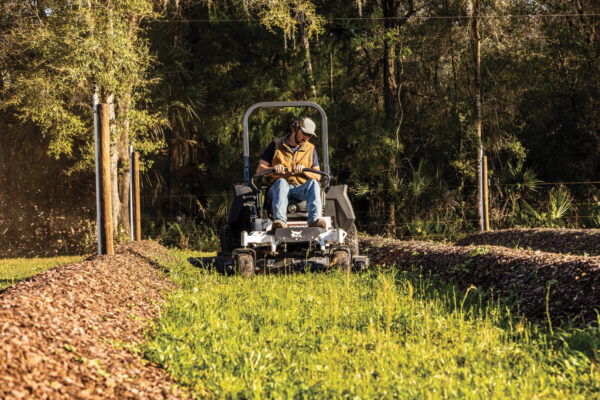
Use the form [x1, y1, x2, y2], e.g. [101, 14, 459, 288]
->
[268, 135, 315, 185]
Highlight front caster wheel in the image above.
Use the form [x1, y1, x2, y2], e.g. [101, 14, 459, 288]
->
[234, 252, 255, 278]
[332, 249, 351, 274]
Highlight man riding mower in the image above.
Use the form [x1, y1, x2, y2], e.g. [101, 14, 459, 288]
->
[192, 101, 369, 277]
[257, 115, 326, 230]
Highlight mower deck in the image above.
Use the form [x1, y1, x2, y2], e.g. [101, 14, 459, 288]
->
[189, 251, 369, 275]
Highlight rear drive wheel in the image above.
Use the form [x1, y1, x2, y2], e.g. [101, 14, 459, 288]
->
[220, 224, 240, 254]
[235, 252, 255, 278]
[343, 223, 359, 256]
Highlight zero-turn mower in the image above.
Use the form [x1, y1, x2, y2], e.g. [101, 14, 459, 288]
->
[191, 101, 369, 276]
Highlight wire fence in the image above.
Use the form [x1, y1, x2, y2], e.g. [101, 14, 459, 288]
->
[154, 13, 600, 24]
[138, 179, 600, 244]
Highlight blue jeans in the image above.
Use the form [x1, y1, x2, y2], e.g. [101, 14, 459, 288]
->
[268, 178, 322, 224]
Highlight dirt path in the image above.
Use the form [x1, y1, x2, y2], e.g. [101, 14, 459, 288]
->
[0, 241, 188, 399]
[361, 235, 600, 325]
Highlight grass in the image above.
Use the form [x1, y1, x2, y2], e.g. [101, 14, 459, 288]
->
[0, 255, 85, 291]
[145, 251, 600, 399]
[175, 250, 217, 259]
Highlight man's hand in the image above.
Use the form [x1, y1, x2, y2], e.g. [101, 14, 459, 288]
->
[293, 165, 304, 174]
[274, 164, 286, 174]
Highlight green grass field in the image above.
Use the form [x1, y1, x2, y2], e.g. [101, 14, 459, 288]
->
[145, 251, 600, 399]
[0, 255, 85, 291]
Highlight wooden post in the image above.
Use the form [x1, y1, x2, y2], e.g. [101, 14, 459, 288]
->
[129, 145, 134, 241]
[132, 151, 142, 241]
[98, 104, 114, 255]
[483, 156, 490, 231]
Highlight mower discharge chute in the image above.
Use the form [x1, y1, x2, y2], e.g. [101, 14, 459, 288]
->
[193, 101, 369, 276]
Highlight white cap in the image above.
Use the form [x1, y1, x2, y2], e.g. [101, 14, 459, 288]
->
[298, 117, 317, 137]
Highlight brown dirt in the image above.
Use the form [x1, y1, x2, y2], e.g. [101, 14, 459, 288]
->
[360, 234, 600, 326]
[0, 241, 188, 399]
[455, 228, 600, 256]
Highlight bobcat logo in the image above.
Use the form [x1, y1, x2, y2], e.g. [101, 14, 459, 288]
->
[291, 230, 302, 240]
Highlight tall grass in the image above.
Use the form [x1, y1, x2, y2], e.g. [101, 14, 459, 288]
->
[145, 253, 600, 399]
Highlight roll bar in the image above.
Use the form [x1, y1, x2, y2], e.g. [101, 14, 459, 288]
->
[242, 101, 330, 186]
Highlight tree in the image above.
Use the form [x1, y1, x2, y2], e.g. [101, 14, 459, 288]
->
[248, 0, 325, 97]
[381, 0, 416, 124]
[0, 0, 165, 235]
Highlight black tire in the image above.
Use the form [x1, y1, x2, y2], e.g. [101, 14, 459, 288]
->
[344, 223, 359, 256]
[235, 252, 255, 278]
[220, 224, 240, 254]
[333, 249, 351, 274]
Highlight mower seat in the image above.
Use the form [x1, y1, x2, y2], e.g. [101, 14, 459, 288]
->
[261, 192, 309, 220]
[286, 200, 308, 219]
[287, 199, 307, 212]
[260, 182, 324, 221]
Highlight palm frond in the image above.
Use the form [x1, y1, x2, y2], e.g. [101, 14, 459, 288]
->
[549, 186, 573, 221]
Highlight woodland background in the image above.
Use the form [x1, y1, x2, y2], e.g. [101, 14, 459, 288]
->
[1, 0, 599, 256]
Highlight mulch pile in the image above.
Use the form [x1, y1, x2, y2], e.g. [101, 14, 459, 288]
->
[0, 241, 188, 399]
[456, 228, 600, 256]
[360, 235, 600, 325]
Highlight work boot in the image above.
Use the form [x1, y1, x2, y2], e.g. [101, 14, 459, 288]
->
[309, 219, 327, 228]
[272, 219, 287, 229]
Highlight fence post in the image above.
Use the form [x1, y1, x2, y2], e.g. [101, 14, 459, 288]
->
[483, 155, 490, 231]
[98, 104, 114, 255]
[132, 151, 142, 241]
[129, 145, 134, 241]
[93, 84, 102, 255]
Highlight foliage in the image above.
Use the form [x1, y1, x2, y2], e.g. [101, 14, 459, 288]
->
[3, 0, 600, 248]
[493, 160, 545, 225]
[548, 186, 574, 221]
[143, 218, 220, 251]
[0, 0, 165, 170]
[520, 185, 575, 227]
[250, 0, 326, 41]
[145, 255, 600, 398]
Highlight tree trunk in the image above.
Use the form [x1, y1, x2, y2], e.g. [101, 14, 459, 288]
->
[117, 94, 131, 235]
[168, 140, 178, 216]
[383, 38, 398, 123]
[105, 16, 139, 237]
[100, 90, 130, 236]
[382, 0, 398, 124]
[381, 0, 415, 125]
[386, 201, 396, 236]
[381, 0, 399, 235]
[381, 0, 415, 236]
[472, 0, 485, 231]
[106, 94, 121, 234]
[298, 13, 317, 98]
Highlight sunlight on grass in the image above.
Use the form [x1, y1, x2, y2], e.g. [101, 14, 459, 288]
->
[145, 251, 600, 399]
[0, 255, 85, 291]
[176, 250, 216, 259]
